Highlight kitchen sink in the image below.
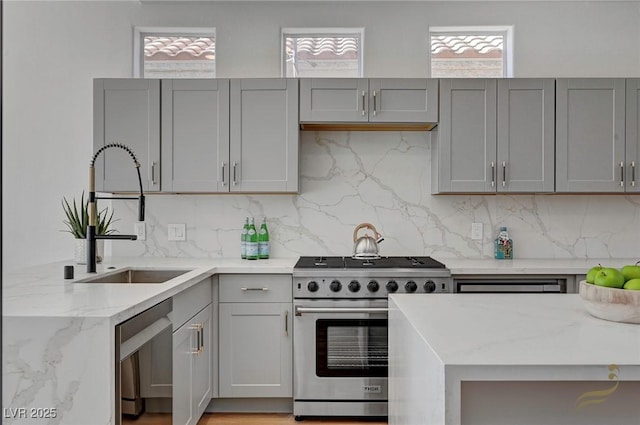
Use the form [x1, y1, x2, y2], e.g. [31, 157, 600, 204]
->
[77, 268, 192, 284]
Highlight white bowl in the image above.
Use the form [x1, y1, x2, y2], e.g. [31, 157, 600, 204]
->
[579, 280, 640, 324]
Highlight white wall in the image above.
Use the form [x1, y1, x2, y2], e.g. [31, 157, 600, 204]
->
[3, 1, 640, 271]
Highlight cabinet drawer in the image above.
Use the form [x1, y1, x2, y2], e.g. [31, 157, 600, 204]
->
[171, 278, 212, 329]
[219, 274, 292, 303]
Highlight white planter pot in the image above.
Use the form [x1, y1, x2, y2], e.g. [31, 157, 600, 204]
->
[74, 239, 105, 265]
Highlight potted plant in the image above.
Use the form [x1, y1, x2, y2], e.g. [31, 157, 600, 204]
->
[62, 192, 117, 264]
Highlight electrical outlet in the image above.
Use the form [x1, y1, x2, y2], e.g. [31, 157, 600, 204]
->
[168, 223, 186, 241]
[134, 222, 146, 241]
[471, 222, 483, 240]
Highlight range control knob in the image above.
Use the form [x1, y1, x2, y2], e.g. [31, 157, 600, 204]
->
[386, 280, 399, 293]
[367, 280, 380, 292]
[307, 281, 319, 292]
[329, 280, 342, 292]
[348, 280, 361, 292]
[405, 280, 418, 293]
[423, 280, 437, 293]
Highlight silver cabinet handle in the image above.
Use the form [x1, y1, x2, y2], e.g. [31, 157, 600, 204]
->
[361, 91, 366, 116]
[241, 287, 269, 291]
[620, 161, 625, 187]
[221, 162, 226, 186]
[232, 161, 237, 186]
[199, 324, 204, 354]
[502, 161, 507, 187]
[189, 323, 202, 355]
[151, 161, 157, 185]
[284, 310, 289, 336]
[490, 161, 495, 187]
[373, 91, 377, 116]
[295, 307, 388, 316]
[632, 161, 636, 187]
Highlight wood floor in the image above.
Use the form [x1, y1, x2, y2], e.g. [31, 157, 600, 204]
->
[124, 412, 387, 425]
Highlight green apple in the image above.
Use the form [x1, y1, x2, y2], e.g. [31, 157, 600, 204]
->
[621, 262, 640, 281]
[586, 264, 603, 283]
[623, 278, 640, 290]
[594, 268, 625, 288]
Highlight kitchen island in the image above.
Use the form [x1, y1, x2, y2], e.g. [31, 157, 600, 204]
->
[388, 294, 640, 425]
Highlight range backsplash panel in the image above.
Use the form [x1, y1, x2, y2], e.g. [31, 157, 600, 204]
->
[112, 131, 640, 260]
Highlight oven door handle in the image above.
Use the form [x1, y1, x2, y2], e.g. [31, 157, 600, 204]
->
[294, 306, 388, 316]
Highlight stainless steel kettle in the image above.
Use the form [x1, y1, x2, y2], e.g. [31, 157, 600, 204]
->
[352, 223, 384, 259]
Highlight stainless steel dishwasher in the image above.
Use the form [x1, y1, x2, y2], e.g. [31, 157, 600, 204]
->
[454, 276, 576, 293]
[115, 298, 172, 425]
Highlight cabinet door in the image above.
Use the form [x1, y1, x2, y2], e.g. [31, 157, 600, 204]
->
[299, 78, 369, 122]
[497, 79, 555, 192]
[193, 305, 213, 420]
[230, 79, 299, 192]
[218, 302, 292, 398]
[173, 319, 195, 425]
[368, 79, 438, 123]
[556, 78, 626, 192]
[138, 326, 172, 398]
[162, 80, 230, 192]
[93, 79, 160, 192]
[626, 79, 640, 192]
[436, 79, 497, 193]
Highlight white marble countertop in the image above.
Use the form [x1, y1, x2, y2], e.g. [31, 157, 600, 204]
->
[2, 257, 297, 321]
[444, 257, 639, 275]
[389, 293, 640, 367]
[4, 256, 638, 322]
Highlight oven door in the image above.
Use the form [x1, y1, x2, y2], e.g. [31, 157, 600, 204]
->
[293, 299, 388, 401]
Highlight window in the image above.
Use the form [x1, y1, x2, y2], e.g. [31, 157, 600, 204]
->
[430, 26, 514, 78]
[281, 28, 364, 78]
[134, 27, 215, 78]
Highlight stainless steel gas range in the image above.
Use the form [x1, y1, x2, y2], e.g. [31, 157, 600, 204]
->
[292, 256, 452, 420]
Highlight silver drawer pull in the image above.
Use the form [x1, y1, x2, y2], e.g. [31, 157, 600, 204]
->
[241, 287, 269, 291]
[632, 161, 636, 187]
[490, 161, 495, 187]
[295, 307, 388, 316]
[620, 161, 625, 187]
[221, 162, 226, 186]
[361, 91, 366, 116]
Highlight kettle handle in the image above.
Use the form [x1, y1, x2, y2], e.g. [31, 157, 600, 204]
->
[353, 223, 382, 242]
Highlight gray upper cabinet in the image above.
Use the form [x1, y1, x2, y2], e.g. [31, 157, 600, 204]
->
[434, 79, 497, 193]
[556, 78, 626, 192]
[626, 79, 640, 192]
[433, 78, 554, 194]
[300, 79, 369, 122]
[300, 78, 438, 123]
[497, 79, 555, 192]
[230, 79, 299, 192]
[161, 79, 230, 192]
[93, 79, 161, 192]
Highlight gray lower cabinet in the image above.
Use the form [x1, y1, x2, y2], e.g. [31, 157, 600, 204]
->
[173, 304, 213, 425]
[218, 274, 292, 398]
[299, 78, 438, 123]
[93, 78, 161, 192]
[433, 78, 554, 193]
[139, 278, 213, 425]
[556, 78, 626, 192]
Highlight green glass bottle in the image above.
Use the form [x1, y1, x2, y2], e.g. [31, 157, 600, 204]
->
[241, 217, 249, 259]
[246, 217, 259, 260]
[258, 217, 270, 259]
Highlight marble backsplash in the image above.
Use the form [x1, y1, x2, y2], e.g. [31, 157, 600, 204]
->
[111, 131, 640, 260]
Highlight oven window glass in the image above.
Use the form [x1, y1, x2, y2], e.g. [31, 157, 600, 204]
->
[316, 319, 387, 377]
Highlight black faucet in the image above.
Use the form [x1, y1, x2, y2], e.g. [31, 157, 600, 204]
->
[87, 143, 146, 273]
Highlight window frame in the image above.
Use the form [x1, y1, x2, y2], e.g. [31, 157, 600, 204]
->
[429, 25, 514, 78]
[280, 27, 365, 78]
[133, 26, 216, 78]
